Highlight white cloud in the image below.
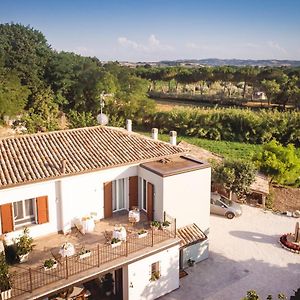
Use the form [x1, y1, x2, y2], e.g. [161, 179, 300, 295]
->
[267, 41, 287, 54]
[72, 46, 95, 56]
[117, 34, 173, 52]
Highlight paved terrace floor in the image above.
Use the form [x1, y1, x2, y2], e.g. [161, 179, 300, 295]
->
[9, 211, 177, 299]
[162, 205, 300, 300]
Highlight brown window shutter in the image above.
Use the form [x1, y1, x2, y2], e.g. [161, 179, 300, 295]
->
[147, 182, 154, 221]
[36, 196, 49, 224]
[0, 203, 14, 234]
[104, 181, 113, 218]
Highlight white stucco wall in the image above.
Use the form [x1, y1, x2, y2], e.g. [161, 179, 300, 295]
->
[163, 167, 211, 234]
[125, 244, 179, 300]
[0, 164, 138, 238]
[182, 240, 209, 268]
[138, 167, 164, 221]
[0, 181, 58, 240]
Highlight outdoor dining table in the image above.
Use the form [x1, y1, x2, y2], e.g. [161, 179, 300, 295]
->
[113, 225, 127, 241]
[58, 242, 75, 257]
[128, 209, 140, 223]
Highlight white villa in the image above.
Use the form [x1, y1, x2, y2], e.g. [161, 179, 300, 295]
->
[0, 124, 211, 300]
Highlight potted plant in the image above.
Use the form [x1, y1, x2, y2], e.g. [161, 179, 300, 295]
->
[150, 221, 161, 230]
[0, 253, 12, 300]
[101, 273, 114, 296]
[110, 238, 121, 248]
[161, 221, 171, 230]
[78, 247, 91, 259]
[43, 258, 57, 271]
[16, 227, 33, 263]
[149, 271, 160, 282]
[187, 258, 195, 267]
[137, 229, 148, 238]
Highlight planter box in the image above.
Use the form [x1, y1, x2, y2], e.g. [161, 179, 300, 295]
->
[137, 232, 148, 238]
[150, 226, 159, 231]
[43, 262, 57, 271]
[1, 289, 12, 300]
[18, 252, 29, 263]
[79, 251, 91, 259]
[111, 241, 122, 248]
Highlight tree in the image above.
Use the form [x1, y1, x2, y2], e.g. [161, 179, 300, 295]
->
[0, 69, 30, 118]
[253, 140, 300, 185]
[0, 23, 52, 91]
[260, 79, 280, 106]
[67, 110, 97, 129]
[213, 160, 256, 199]
[16, 87, 59, 133]
[276, 75, 300, 109]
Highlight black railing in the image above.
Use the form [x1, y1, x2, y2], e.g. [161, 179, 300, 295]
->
[10, 213, 176, 299]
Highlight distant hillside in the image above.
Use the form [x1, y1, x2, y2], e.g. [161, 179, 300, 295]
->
[158, 58, 300, 67]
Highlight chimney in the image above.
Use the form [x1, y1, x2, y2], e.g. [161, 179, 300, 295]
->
[126, 119, 132, 132]
[61, 159, 67, 174]
[169, 131, 177, 146]
[151, 128, 158, 140]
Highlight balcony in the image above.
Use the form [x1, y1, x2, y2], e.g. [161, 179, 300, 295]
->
[8, 211, 177, 299]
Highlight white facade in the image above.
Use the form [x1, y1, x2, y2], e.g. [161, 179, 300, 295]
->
[124, 244, 180, 300]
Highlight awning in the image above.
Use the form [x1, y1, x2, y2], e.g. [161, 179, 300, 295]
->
[177, 223, 207, 249]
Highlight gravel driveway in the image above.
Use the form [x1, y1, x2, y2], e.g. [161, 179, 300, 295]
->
[162, 205, 300, 300]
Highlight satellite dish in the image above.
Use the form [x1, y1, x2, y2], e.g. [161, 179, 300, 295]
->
[97, 113, 109, 125]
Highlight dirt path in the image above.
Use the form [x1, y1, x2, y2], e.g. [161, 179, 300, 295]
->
[273, 186, 300, 212]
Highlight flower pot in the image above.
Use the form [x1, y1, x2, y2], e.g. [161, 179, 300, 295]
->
[1, 289, 12, 300]
[137, 232, 148, 238]
[18, 252, 29, 263]
[79, 251, 91, 259]
[43, 261, 57, 271]
[111, 241, 122, 248]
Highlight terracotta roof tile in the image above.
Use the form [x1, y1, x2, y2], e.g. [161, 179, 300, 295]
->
[177, 223, 207, 248]
[0, 126, 186, 189]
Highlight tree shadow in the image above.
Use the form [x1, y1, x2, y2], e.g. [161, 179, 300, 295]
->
[229, 230, 281, 245]
[160, 251, 300, 300]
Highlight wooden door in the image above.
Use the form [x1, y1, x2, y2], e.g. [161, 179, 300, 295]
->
[104, 181, 113, 218]
[0, 203, 14, 233]
[129, 176, 138, 209]
[147, 182, 154, 221]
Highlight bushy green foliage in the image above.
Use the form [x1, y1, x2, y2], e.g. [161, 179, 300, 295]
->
[253, 140, 300, 185]
[212, 160, 256, 198]
[0, 70, 30, 117]
[242, 290, 286, 300]
[67, 110, 97, 128]
[147, 107, 300, 146]
[0, 252, 11, 291]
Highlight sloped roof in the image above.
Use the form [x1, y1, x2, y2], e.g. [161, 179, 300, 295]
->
[0, 126, 187, 189]
[177, 223, 207, 248]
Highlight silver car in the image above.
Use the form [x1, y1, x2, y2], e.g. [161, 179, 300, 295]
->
[210, 192, 242, 219]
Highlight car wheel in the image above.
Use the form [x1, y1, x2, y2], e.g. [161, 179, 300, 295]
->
[226, 212, 235, 219]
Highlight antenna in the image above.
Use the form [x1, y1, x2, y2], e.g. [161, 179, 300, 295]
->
[96, 91, 110, 125]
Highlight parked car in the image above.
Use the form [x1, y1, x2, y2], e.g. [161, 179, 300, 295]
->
[210, 192, 242, 219]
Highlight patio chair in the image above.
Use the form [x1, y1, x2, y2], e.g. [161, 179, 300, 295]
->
[103, 230, 113, 244]
[73, 218, 85, 235]
[50, 248, 63, 265]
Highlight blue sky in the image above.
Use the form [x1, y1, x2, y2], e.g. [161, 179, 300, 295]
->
[1, 0, 300, 61]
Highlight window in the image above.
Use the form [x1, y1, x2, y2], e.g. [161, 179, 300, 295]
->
[139, 178, 147, 211]
[150, 262, 160, 281]
[113, 179, 126, 211]
[13, 199, 35, 228]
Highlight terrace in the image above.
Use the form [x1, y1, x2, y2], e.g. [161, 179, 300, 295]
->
[8, 211, 177, 299]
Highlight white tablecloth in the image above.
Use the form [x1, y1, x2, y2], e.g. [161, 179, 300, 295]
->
[113, 226, 127, 241]
[128, 210, 140, 223]
[82, 218, 95, 232]
[59, 243, 75, 257]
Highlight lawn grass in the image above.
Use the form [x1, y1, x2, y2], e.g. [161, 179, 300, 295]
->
[138, 131, 262, 161]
